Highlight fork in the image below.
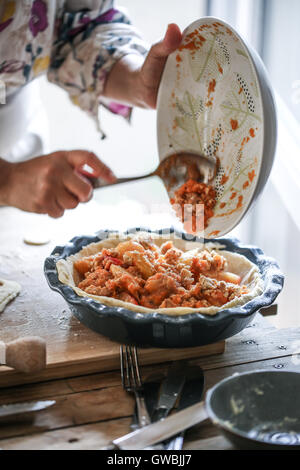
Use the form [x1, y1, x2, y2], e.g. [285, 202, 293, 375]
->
[120, 345, 151, 428]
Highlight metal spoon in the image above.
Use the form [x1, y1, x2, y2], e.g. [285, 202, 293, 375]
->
[91, 152, 218, 196]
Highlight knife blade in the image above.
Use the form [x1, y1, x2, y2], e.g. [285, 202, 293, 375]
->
[165, 365, 205, 450]
[107, 401, 207, 450]
[0, 400, 56, 421]
[151, 361, 186, 423]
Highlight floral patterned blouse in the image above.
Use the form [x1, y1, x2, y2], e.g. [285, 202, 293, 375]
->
[0, 0, 148, 137]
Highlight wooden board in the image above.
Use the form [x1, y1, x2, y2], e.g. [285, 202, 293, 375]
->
[0, 341, 225, 389]
[0, 328, 298, 449]
[0, 208, 224, 388]
[0, 312, 291, 450]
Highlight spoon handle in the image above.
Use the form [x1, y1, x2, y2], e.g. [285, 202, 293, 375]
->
[91, 172, 155, 189]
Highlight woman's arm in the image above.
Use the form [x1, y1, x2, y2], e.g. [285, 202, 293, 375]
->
[0, 159, 12, 206]
[48, 3, 182, 132]
[48, 4, 149, 132]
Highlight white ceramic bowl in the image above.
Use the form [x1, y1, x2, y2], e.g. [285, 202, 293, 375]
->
[157, 17, 277, 238]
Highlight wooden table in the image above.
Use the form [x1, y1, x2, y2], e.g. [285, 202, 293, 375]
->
[0, 207, 298, 450]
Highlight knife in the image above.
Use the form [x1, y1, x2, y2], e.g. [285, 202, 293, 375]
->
[0, 400, 56, 422]
[130, 381, 160, 431]
[165, 365, 205, 450]
[151, 361, 186, 423]
[105, 400, 207, 450]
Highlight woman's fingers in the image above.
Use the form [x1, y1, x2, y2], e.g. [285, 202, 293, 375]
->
[63, 170, 93, 203]
[47, 187, 79, 218]
[155, 23, 182, 56]
[141, 24, 182, 92]
[66, 150, 116, 183]
[47, 199, 65, 219]
[56, 188, 80, 210]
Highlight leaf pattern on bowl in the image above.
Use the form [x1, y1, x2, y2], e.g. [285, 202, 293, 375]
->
[187, 32, 230, 84]
[220, 73, 261, 138]
[171, 91, 206, 154]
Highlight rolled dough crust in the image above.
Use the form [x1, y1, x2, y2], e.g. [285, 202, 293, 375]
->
[0, 278, 21, 313]
[23, 234, 50, 245]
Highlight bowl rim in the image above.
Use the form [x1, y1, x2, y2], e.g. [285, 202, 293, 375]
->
[205, 370, 300, 448]
[44, 227, 284, 326]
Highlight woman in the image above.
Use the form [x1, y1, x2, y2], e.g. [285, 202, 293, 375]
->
[0, 1, 182, 218]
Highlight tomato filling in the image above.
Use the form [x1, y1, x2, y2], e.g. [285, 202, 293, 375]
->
[74, 237, 248, 310]
[170, 179, 217, 233]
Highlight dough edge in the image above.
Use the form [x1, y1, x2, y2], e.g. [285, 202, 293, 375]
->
[0, 279, 21, 313]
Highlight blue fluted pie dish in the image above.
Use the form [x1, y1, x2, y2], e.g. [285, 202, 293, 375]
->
[44, 228, 284, 348]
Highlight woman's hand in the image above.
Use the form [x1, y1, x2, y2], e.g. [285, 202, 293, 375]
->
[0, 150, 116, 218]
[103, 23, 182, 109]
[138, 23, 182, 108]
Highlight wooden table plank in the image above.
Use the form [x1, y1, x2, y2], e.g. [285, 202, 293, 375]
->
[0, 315, 283, 406]
[184, 435, 234, 450]
[260, 304, 278, 317]
[0, 418, 132, 451]
[0, 315, 291, 405]
[193, 323, 300, 370]
[0, 341, 225, 389]
[0, 353, 299, 448]
[0, 385, 134, 440]
[203, 355, 300, 391]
